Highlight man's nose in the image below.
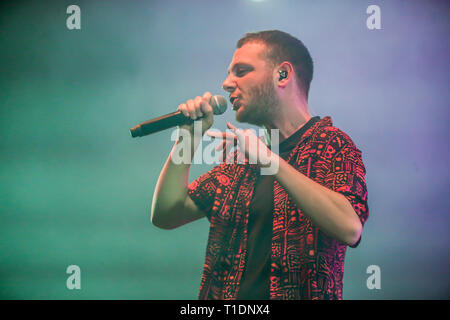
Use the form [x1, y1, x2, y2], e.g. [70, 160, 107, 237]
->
[222, 75, 236, 93]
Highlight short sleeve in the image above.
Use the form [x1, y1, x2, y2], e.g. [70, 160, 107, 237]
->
[320, 131, 369, 248]
[187, 164, 224, 221]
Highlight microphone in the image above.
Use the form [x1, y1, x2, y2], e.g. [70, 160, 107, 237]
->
[130, 95, 227, 138]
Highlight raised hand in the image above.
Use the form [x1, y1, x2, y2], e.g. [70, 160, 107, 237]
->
[206, 122, 276, 167]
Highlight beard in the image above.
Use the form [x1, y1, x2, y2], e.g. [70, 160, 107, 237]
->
[235, 76, 279, 127]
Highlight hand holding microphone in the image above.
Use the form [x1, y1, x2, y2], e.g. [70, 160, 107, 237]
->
[177, 92, 217, 135]
[130, 92, 227, 138]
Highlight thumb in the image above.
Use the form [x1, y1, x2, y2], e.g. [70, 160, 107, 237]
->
[226, 122, 243, 141]
[226, 122, 240, 134]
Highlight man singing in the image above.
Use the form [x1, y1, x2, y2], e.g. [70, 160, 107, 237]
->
[151, 30, 369, 300]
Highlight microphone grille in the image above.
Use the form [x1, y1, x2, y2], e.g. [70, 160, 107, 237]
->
[210, 95, 228, 115]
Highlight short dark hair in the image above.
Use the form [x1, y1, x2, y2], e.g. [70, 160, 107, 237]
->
[237, 30, 314, 99]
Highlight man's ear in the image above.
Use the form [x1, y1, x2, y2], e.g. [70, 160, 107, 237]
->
[275, 61, 294, 87]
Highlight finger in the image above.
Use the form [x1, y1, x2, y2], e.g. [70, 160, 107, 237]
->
[194, 96, 204, 118]
[200, 96, 213, 116]
[226, 122, 240, 134]
[205, 130, 223, 139]
[206, 130, 237, 141]
[200, 99, 213, 116]
[202, 91, 212, 102]
[216, 139, 227, 151]
[178, 103, 189, 118]
[221, 140, 235, 162]
[201, 92, 213, 116]
[186, 99, 197, 120]
[215, 138, 234, 151]
[226, 122, 245, 142]
[226, 122, 236, 130]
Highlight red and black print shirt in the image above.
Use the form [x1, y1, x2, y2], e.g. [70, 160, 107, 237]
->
[187, 116, 369, 300]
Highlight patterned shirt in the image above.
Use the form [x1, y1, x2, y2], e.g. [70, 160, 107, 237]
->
[187, 116, 369, 300]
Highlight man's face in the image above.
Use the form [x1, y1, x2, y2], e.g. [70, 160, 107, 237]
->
[222, 42, 279, 126]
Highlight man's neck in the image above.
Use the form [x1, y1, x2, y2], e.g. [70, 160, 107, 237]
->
[263, 100, 312, 145]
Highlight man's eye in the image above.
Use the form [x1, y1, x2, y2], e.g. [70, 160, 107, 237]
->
[236, 69, 248, 76]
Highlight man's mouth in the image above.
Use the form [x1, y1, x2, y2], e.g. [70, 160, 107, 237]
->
[230, 97, 241, 110]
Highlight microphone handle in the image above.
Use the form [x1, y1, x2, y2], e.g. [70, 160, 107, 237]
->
[130, 110, 194, 137]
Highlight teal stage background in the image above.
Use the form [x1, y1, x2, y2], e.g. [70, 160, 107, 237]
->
[0, 0, 448, 299]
